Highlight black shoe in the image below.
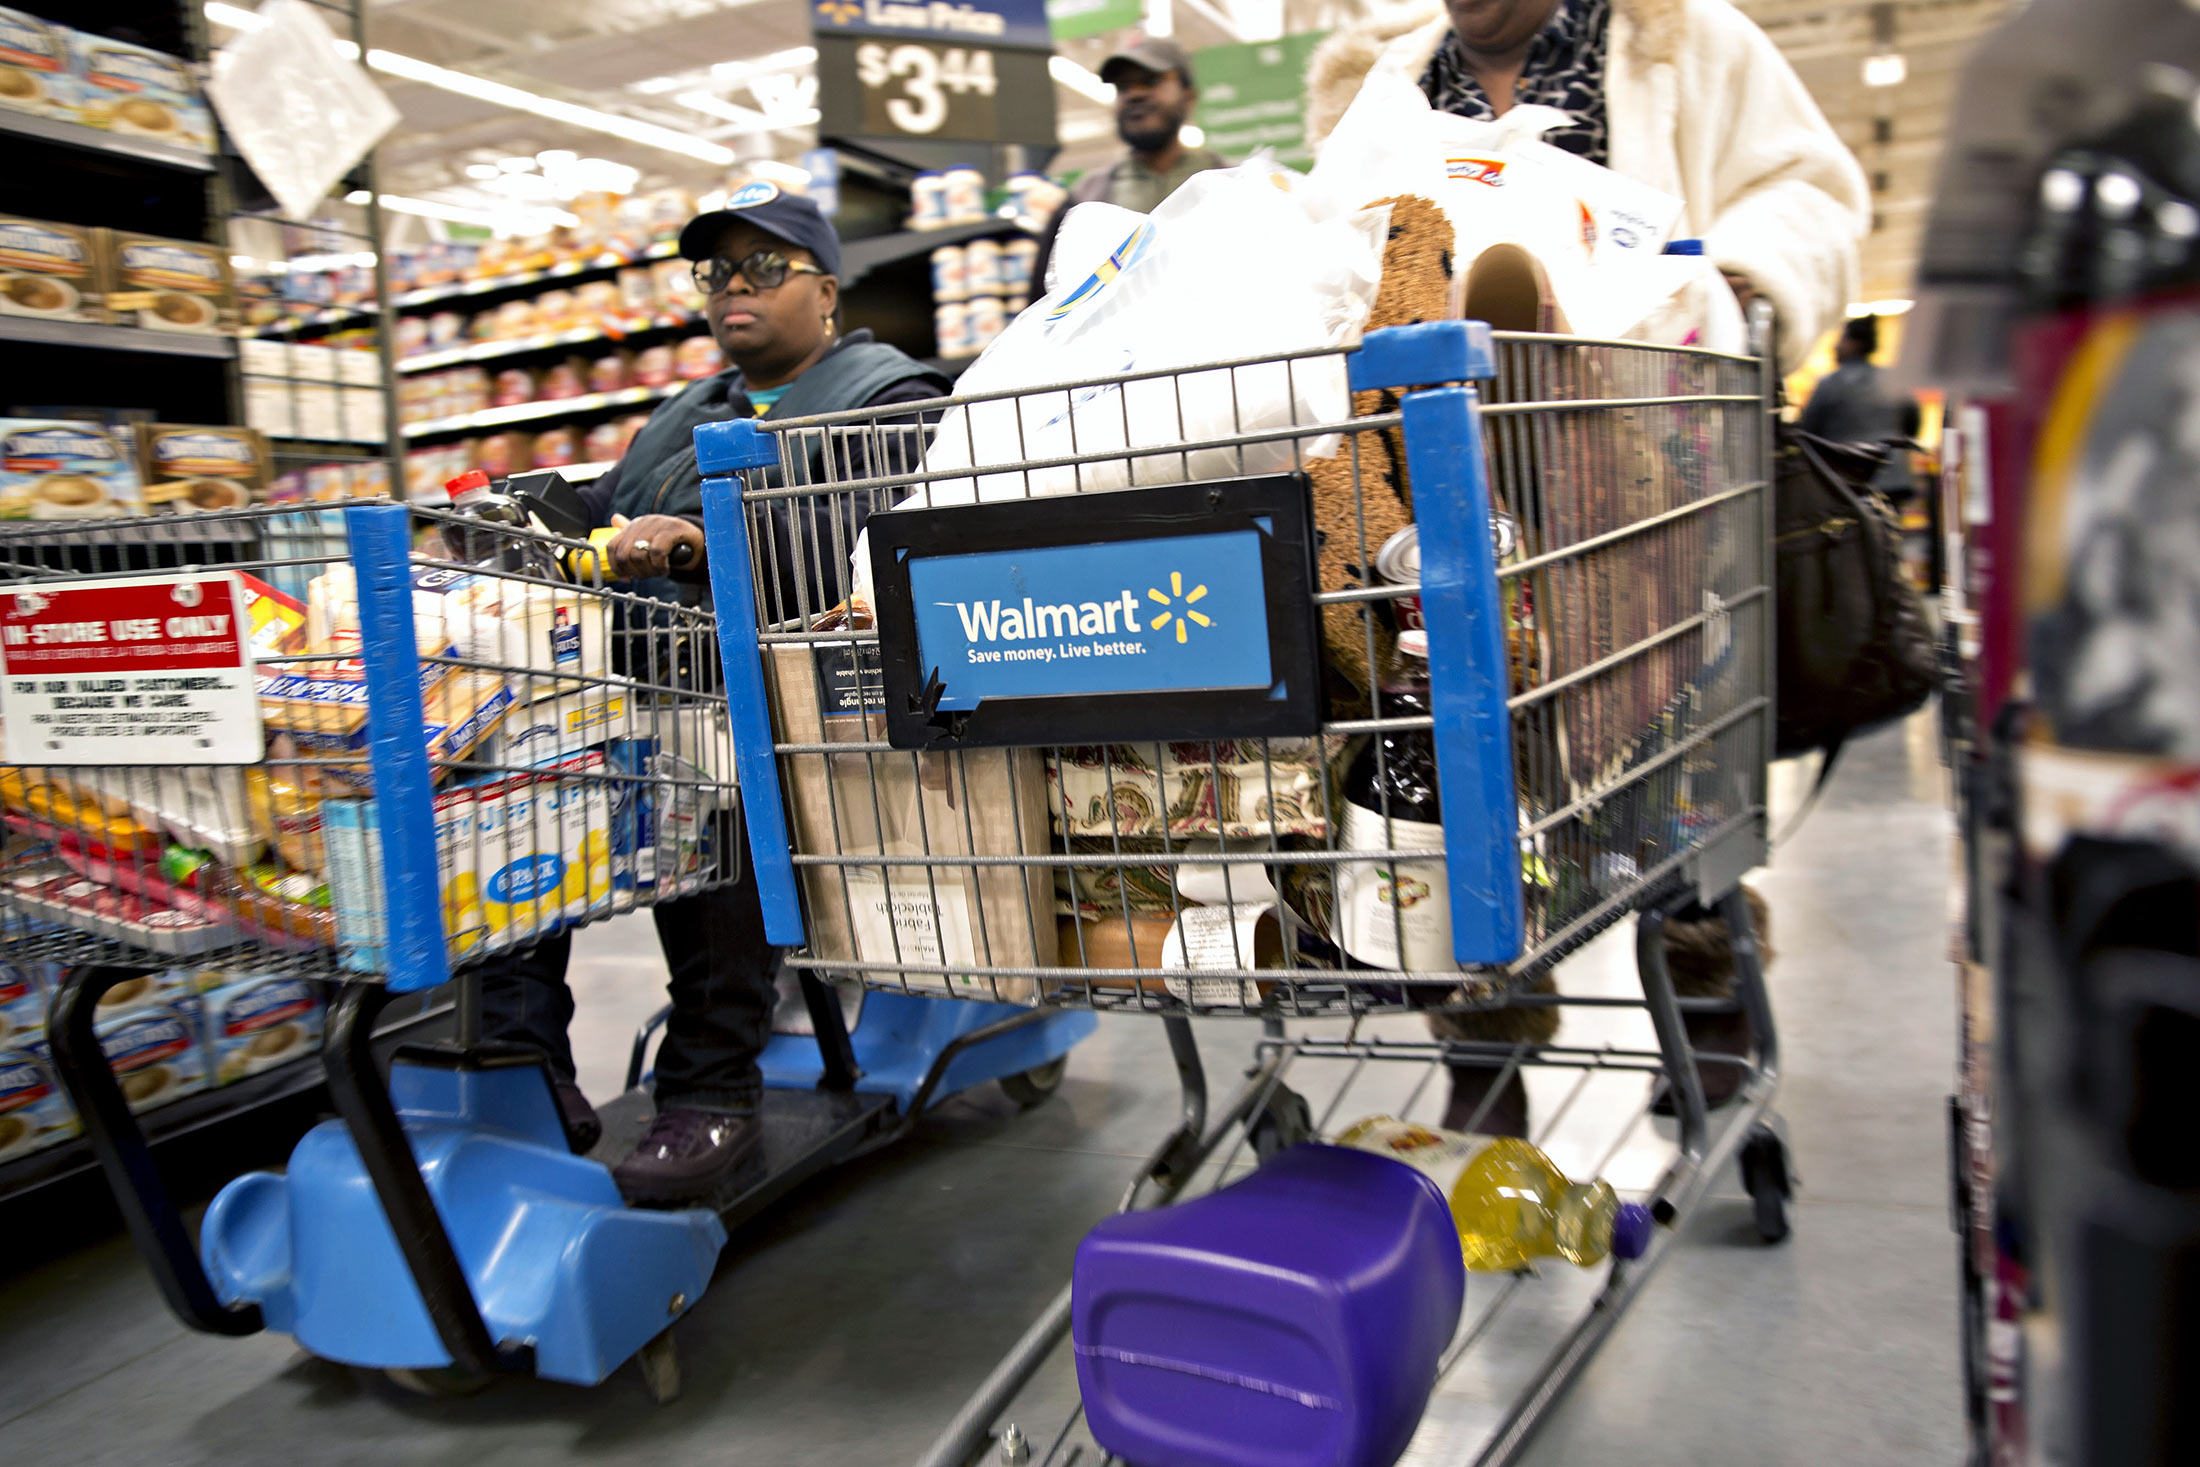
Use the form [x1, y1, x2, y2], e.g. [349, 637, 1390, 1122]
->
[553, 1080, 603, 1154]
[612, 1106, 764, 1206]
[1441, 1063, 1529, 1139]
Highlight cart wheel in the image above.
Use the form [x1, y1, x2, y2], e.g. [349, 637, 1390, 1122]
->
[635, 1327, 682, 1405]
[382, 1364, 494, 1398]
[1247, 1085, 1314, 1162]
[998, 1057, 1068, 1108]
[1738, 1124, 1793, 1244]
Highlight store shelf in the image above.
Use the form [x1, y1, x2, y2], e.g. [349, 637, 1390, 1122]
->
[0, 998, 452, 1203]
[0, 314, 237, 359]
[841, 218, 1026, 289]
[396, 315, 703, 375]
[390, 240, 679, 311]
[0, 107, 216, 172]
[400, 381, 685, 439]
[259, 306, 380, 334]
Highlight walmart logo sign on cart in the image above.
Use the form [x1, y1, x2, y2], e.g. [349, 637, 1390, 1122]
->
[907, 531, 1273, 710]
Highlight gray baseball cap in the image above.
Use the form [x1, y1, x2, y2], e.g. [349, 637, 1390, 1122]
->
[1099, 37, 1195, 87]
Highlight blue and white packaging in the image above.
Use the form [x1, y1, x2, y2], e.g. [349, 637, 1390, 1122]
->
[608, 739, 719, 895]
[26, 997, 209, 1113]
[0, 961, 47, 1046]
[200, 974, 323, 1086]
[0, 1044, 76, 1160]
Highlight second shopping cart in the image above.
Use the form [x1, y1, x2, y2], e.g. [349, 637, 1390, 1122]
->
[694, 315, 1787, 1465]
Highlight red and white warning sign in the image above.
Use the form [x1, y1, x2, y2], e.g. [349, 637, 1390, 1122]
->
[1, 573, 262, 765]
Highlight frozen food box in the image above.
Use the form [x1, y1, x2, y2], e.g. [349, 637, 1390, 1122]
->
[68, 32, 215, 153]
[87, 966, 194, 1019]
[234, 571, 309, 659]
[136, 423, 271, 512]
[0, 1044, 77, 1160]
[0, 215, 102, 322]
[104, 231, 235, 333]
[0, 417, 145, 519]
[0, 8, 76, 124]
[199, 973, 323, 1085]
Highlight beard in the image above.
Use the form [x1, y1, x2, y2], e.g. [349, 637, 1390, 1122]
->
[1117, 103, 1185, 153]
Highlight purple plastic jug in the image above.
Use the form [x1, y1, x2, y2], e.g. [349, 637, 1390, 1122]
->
[1073, 1142, 1467, 1467]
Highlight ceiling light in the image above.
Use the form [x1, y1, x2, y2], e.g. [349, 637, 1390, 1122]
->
[675, 90, 819, 133]
[344, 189, 370, 204]
[208, 3, 736, 165]
[631, 74, 687, 94]
[1179, 124, 1205, 148]
[464, 162, 501, 180]
[535, 149, 579, 169]
[377, 193, 580, 233]
[1146, 0, 1175, 38]
[1862, 53, 1907, 88]
[569, 157, 642, 193]
[1050, 56, 1114, 105]
[1846, 298, 1916, 317]
[711, 47, 819, 82]
[496, 155, 537, 172]
[676, 90, 768, 127]
[746, 160, 812, 189]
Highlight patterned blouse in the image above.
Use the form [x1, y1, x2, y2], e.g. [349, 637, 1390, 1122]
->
[1419, 0, 1613, 165]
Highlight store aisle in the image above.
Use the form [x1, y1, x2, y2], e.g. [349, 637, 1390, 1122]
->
[0, 715, 1961, 1467]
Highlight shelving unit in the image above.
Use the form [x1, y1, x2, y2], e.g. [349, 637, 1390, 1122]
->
[388, 240, 680, 311]
[401, 381, 685, 439]
[0, 0, 409, 1197]
[0, 313, 238, 358]
[0, 105, 216, 171]
[398, 316, 704, 374]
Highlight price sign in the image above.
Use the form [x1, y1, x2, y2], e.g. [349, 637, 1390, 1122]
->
[817, 35, 1055, 146]
[857, 40, 997, 135]
[0, 573, 262, 765]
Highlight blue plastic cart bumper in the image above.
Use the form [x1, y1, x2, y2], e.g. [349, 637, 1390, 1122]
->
[198, 1061, 724, 1384]
[760, 993, 1097, 1112]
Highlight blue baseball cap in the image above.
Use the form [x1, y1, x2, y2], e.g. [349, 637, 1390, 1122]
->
[678, 180, 843, 277]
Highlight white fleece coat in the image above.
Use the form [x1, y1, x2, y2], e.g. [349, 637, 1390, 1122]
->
[1305, 0, 1868, 370]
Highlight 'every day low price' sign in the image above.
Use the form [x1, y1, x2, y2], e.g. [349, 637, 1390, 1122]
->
[0, 573, 262, 764]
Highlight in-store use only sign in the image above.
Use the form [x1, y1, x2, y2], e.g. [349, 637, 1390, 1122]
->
[0, 573, 262, 764]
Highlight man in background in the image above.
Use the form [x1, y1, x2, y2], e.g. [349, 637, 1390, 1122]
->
[1800, 314, 1918, 498]
[1030, 37, 1229, 291]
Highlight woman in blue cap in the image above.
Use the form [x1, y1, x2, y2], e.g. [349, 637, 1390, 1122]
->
[475, 186, 948, 1206]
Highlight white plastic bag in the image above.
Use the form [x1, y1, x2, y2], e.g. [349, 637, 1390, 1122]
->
[206, 0, 399, 223]
[850, 159, 1387, 606]
[1310, 74, 1689, 339]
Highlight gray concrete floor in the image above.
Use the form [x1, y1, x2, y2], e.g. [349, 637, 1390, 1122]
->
[0, 714, 1963, 1466]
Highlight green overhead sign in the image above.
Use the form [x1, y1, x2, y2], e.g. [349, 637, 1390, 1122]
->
[1192, 33, 1327, 169]
[1047, 0, 1143, 42]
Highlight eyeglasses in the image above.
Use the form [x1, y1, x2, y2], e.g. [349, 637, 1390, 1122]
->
[691, 250, 827, 295]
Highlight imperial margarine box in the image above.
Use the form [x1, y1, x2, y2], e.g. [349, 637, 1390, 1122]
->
[68, 33, 215, 153]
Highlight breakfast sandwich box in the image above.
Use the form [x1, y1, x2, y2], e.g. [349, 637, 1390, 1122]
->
[101, 230, 235, 334]
[196, 973, 323, 1086]
[68, 31, 215, 153]
[20, 994, 209, 1114]
[0, 214, 102, 322]
[0, 417, 146, 519]
[136, 424, 272, 512]
[0, 8, 77, 125]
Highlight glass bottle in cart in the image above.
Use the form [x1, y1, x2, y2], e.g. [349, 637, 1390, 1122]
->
[1337, 629, 1451, 970]
[1332, 1115, 1654, 1272]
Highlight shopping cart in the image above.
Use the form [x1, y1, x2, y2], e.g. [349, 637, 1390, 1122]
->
[690, 317, 1787, 1465]
[0, 487, 1086, 1400]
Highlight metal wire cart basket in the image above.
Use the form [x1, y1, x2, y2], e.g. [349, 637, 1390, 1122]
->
[0, 496, 737, 1379]
[694, 317, 1788, 1466]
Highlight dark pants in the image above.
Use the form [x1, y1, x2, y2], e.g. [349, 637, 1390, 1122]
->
[474, 821, 778, 1113]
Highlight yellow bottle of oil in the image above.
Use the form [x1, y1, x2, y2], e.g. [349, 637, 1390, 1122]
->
[1331, 1116, 1654, 1272]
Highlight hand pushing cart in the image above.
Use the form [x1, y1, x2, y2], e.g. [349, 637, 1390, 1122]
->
[0, 481, 1090, 1400]
[690, 316, 1786, 1465]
